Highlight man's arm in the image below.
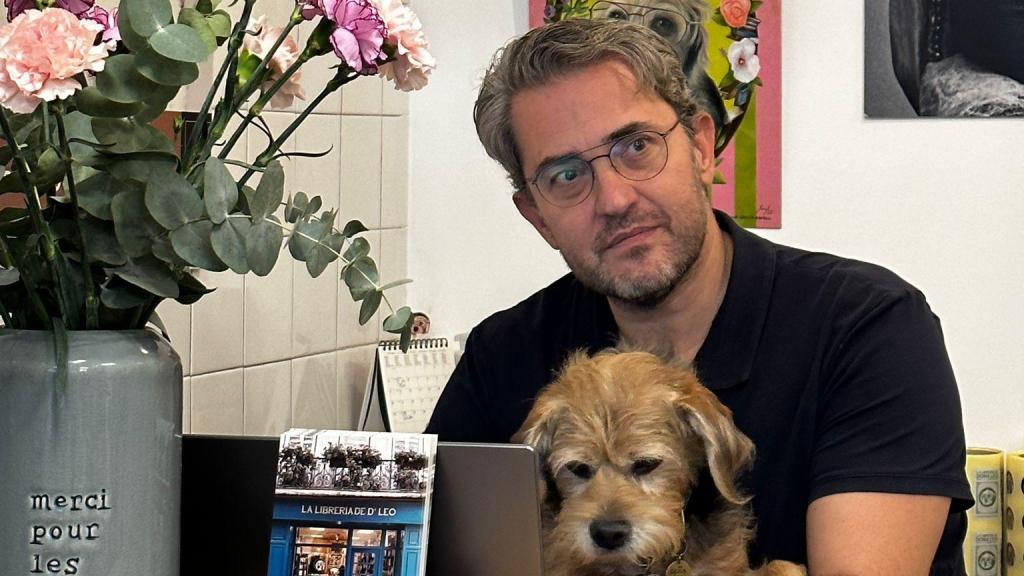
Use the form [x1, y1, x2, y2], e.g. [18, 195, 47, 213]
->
[806, 492, 950, 576]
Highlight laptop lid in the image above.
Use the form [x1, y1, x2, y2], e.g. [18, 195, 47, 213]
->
[425, 442, 544, 576]
[181, 436, 543, 576]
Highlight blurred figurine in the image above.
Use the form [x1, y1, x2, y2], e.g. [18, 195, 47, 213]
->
[411, 312, 431, 336]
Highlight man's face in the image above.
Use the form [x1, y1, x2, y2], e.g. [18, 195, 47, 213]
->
[510, 59, 716, 306]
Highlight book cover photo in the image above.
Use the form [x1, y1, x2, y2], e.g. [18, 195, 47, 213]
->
[266, 429, 437, 576]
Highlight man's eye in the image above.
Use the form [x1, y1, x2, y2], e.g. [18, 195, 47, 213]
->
[631, 458, 662, 476]
[566, 461, 594, 479]
[623, 134, 654, 155]
[551, 168, 580, 185]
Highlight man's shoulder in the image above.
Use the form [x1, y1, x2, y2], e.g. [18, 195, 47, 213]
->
[771, 241, 924, 304]
[471, 272, 598, 341]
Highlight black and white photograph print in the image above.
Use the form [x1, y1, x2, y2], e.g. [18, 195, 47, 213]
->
[865, 0, 1024, 118]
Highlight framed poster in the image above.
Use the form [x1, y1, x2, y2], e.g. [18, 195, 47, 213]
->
[529, 0, 782, 228]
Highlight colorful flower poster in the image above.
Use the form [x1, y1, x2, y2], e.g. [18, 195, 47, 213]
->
[529, 0, 782, 228]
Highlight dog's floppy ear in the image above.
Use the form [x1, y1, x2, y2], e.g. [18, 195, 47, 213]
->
[512, 390, 568, 517]
[673, 376, 754, 505]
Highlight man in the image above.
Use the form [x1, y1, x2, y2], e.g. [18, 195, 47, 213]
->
[426, 19, 972, 575]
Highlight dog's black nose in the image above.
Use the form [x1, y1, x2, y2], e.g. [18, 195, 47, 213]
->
[589, 519, 632, 550]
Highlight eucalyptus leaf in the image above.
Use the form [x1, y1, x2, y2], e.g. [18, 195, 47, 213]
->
[306, 232, 343, 278]
[150, 24, 210, 63]
[111, 188, 155, 257]
[208, 10, 232, 39]
[79, 216, 127, 266]
[288, 220, 328, 261]
[250, 160, 284, 220]
[303, 197, 324, 221]
[178, 8, 217, 54]
[358, 290, 381, 325]
[203, 158, 237, 224]
[116, 3, 150, 52]
[92, 118, 175, 154]
[285, 192, 308, 224]
[135, 47, 200, 87]
[245, 217, 283, 276]
[340, 219, 368, 239]
[342, 237, 370, 262]
[74, 86, 144, 118]
[108, 153, 178, 182]
[96, 54, 162, 104]
[151, 234, 187, 266]
[343, 256, 378, 301]
[144, 171, 204, 230]
[33, 148, 65, 188]
[109, 255, 179, 299]
[383, 306, 412, 333]
[170, 220, 228, 271]
[175, 271, 214, 305]
[211, 217, 251, 273]
[123, 0, 173, 37]
[100, 277, 151, 309]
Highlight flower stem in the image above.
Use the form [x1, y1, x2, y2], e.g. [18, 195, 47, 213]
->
[183, 0, 257, 175]
[0, 229, 49, 327]
[54, 103, 99, 329]
[237, 66, 357, 187]
[232, 4, 305, 110]
[217, 50, 313, 163]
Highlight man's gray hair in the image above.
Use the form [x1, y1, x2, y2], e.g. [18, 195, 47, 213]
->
[473, 18, 701, 197]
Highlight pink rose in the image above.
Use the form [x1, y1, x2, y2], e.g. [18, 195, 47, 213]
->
[720, 0, 751, 28]
[371, 0, 435, 91]
[243, 15, 307, 109]
[0, 8, 112, 112]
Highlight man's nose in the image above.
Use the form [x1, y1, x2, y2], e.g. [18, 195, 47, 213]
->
[590, 158, 639, 215]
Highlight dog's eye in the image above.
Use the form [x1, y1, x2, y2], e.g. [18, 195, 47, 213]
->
[566, 461, 594, 479]
[631, 458, 662, 476]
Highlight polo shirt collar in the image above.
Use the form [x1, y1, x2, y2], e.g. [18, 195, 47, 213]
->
[692, 210, 777, 390]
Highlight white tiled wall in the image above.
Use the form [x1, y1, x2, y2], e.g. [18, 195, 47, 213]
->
[154, 18, 412, 436]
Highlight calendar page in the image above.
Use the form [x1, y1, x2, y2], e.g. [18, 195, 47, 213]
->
[359, 338, 456, 433]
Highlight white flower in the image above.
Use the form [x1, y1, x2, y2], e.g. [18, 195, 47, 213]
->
[370, 0, 435, 91]
[727, 38, 760, 84]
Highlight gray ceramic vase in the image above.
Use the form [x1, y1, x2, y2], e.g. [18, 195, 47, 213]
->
[0, 329, 182, 576]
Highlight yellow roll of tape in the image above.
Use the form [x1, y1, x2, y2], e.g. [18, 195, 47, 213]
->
[967, 448, 1005, 576]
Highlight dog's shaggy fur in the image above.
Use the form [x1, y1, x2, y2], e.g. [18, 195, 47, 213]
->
[513, 350, 805, 576]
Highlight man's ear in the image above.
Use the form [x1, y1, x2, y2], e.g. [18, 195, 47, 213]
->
[513, 191, 559, 250]
[689, 112, 716, 188]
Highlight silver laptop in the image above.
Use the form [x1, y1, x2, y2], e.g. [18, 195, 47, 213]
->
[427, 442, 544, 576]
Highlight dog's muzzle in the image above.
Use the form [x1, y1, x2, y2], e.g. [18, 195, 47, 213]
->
[589, 518, 633, 550]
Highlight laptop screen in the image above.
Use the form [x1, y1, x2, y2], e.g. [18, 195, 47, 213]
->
[180, 435, 543, 576]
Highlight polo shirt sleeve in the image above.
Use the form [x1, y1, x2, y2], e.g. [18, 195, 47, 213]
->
[809, 288, 973, 511]
[425, 331, 499, 442]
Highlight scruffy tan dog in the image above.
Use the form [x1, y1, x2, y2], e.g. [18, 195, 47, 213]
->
[513, 350, 805, 576]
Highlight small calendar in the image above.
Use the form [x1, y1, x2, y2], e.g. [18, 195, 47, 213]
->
[358, 338, 455, 433]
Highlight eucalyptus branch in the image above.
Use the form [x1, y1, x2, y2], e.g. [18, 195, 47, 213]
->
[237, 66, 357, 187]
[231, 4, 305, 108]
[0, 232, 49, 327]
[55, 104, 98, 329]
[184, 0, 257, 174]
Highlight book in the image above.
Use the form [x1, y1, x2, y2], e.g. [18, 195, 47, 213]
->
[359, 338, 456, 433]
[266, 429, 437, 576]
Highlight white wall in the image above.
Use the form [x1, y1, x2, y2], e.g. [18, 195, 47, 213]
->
[407, 1, 1024, 449]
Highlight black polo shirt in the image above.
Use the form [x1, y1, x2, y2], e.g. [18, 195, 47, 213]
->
[426, 210, 973, 574]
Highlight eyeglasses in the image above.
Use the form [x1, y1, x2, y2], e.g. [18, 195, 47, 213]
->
[589, 1, 699, 45]
[527, 120, 682, 208]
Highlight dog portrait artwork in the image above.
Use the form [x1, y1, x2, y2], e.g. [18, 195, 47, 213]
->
[513, 350, 805, 576]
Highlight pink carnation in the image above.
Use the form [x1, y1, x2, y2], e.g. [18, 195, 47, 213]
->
[5, 0, 93, 21]
[80, 5, 120, 44]
[243, 15, 306, 109]
[719, 0, 751, 28]
[372, 0, 434, 91]
[0, 8, 112, 113]
[327, 0, 386, 74]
